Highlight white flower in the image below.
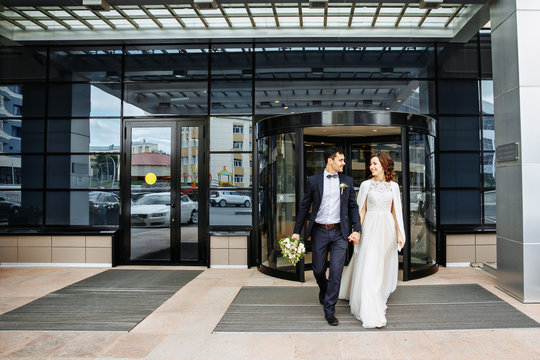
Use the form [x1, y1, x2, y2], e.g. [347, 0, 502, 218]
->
[339, 182, 348, 189]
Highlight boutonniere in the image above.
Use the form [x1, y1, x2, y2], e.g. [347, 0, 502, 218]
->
[339, 182, 348, 194]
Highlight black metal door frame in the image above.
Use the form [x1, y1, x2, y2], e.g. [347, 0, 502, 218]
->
[120, 118, 207, 265]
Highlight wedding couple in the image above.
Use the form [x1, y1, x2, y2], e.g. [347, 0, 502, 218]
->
[291, 147, 406, 328]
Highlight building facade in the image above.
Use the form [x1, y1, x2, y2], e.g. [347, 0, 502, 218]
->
[0, 1, 538, 301]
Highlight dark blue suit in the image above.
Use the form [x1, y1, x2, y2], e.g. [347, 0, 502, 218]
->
[294, 172, 362, 316]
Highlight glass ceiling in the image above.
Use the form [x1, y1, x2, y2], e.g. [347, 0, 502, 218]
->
[0, 2, 489, 42]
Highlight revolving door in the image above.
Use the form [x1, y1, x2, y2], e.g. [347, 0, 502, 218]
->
[257, 111, 438, 282]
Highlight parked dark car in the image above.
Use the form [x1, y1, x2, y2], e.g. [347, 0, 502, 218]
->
[0, 196, 21, 224]
[89, 191, 120, 225]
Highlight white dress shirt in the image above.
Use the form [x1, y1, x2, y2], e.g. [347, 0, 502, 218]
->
[315, 170, 341, 225]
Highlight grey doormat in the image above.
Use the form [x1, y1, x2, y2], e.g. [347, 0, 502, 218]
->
[214, 284, 540, 332]
[0, 269, 202, 331]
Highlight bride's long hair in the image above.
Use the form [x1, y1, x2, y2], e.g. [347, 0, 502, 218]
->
[370, 151, 396, 182]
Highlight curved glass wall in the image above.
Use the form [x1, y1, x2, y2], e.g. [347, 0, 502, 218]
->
[257, 111, 437, 281]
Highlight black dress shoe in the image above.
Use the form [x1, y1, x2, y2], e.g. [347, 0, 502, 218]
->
[318, 290, 326, 305]
[325, 314, 339, 326]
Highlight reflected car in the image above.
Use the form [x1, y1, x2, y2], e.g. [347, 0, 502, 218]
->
[130, 192, 198, 227]
[89, 191, 120, 211]
[0, 196, 21, 223]
[210, 190, 251, 207]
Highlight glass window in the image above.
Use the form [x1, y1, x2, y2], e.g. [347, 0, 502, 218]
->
[440, 190, 481, 224]
[46, 154, 119, 190]
[0, 190, 42, 226]
[481, 81, 494, 115]
[123, 81, 207, 116]
[438, 80, 480, 115]
[438, 116, 480, 151]
[48, 83, 121, 118]
[255, 44, 436, 115]
[125, 45, 208, 81]
[483, 190, 496, 224]
[258, 132, 296, 272]
[439, 153, 481, 188]
[89, 118, 121, 151]
[233, 125, 244, 134]
[210, 117, 252, 151]
[437, 39, 479, 79]
[0, 84, 46, 118]
[209, 189, 252, 226]
[479, 31, 492, 79]
[211, 44, 253, 114]
[49, 47, 123, 82]
[483, 152, 496, 188]
[20, 155, 44, 189]
[18, 119, 45, 153]
[210, 153, 252, 188]
[124, 45, 208, 116]
[46, 191, 118, 226]
[47, 118, 121, 153]
[0, 47, 47, 82]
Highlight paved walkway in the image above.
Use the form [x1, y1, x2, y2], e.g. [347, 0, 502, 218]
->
[0, 265, 539, 360]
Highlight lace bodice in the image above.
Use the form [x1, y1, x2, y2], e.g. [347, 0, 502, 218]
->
[366, 180, 393, 213]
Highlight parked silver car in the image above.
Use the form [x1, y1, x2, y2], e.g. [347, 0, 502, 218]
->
[210, 190, 251, 207]
[131, 192, 198, 227]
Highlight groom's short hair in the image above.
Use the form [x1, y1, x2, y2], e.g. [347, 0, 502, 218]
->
[324, 146, 344, 164]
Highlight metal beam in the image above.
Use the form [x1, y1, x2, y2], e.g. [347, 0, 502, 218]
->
[9, 7, 48, 30]
[272, 3, 280, 28]
[244, 3, 255, 28]
[112, 5, 139, 29]
[371, 3, 381, 27]
[61, 6, 93, 29]
[298, 3, 303, 27]
[218, 3, 232, 28]
[395, 4, 408, 27]
[139, 5, 162, 28]
[165, 5, 186, 28]
[445, 4, 465, 27]
[192, 5, 209, 28]
[418, 9, 431, 27]
[348, 3, 356, 27]
[0, 12, 26, 30]
[87, 6, 116, 29]
[36, 7, 71, 29]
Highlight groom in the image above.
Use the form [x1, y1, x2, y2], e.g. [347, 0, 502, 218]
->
[292, 147, 361, 326]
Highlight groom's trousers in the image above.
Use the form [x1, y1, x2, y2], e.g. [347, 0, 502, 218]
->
[311, 225, 348, 316]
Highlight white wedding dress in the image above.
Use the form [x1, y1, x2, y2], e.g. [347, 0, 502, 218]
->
[339, 179, 406, 328]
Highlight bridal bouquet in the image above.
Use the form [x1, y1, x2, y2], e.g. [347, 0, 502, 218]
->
[278, 237, 306, 266]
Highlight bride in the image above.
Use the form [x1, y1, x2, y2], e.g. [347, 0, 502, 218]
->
[339, 151, 406, 329]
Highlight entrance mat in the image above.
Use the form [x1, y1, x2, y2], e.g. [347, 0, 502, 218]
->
[214, 284, 540, 332]
[0, 269, 202, 331]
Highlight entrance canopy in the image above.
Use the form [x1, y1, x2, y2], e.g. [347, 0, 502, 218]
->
[1, 1, 489, 43]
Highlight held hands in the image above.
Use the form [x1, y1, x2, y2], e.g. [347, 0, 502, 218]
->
[348, 231, 360, 245]
[291, 233, 300, 241]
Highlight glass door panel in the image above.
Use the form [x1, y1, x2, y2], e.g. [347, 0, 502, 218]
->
[129, 126, 172, 261]
[179, 126, 199, 261]
[409, 131, 436, 271]
[126, 120, 204, 264]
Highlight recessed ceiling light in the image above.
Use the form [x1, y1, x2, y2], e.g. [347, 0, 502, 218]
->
[274, 100, 280, 103]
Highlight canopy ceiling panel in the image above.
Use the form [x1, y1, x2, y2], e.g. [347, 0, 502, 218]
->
[0, 1, 490, 43]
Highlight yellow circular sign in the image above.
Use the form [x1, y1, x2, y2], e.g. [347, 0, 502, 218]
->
[145, 172, 157, 185]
